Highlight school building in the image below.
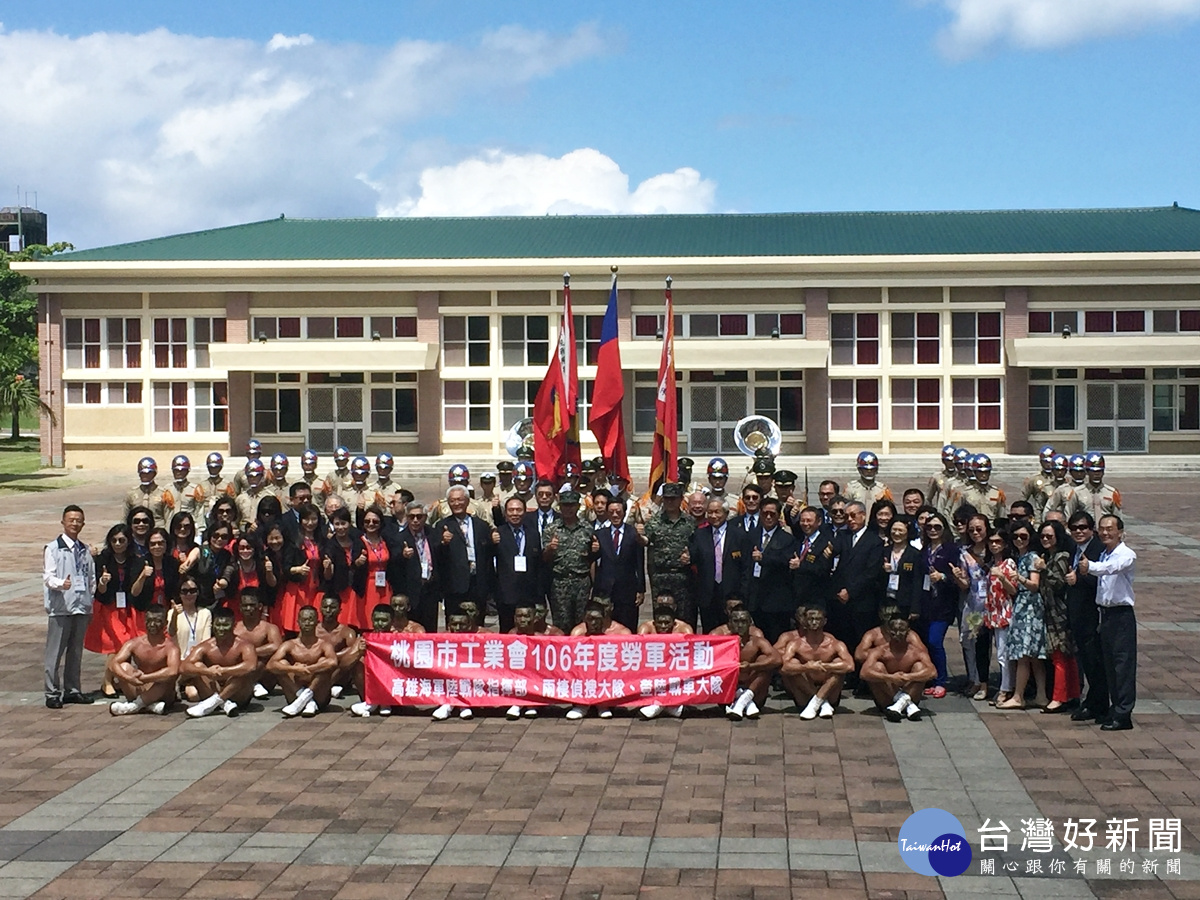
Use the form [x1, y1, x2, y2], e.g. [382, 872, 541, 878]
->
[16, 205, 1200, 469]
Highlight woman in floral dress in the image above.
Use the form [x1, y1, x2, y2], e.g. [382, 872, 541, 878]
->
[997, 520, 1049, 710]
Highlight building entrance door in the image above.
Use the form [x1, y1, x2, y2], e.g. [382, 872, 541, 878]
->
[307, 386, 364, 453]
[1085, 382, 1147, 453]
[688, 374, 748, 454]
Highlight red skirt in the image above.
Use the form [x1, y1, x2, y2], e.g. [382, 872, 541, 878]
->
[84, 601, 145, 654]
[340, 585, 368, 631]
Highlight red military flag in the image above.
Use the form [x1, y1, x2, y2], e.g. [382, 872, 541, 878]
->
[533, 274, 580, 481]
[648, 277, 678, 492]
[588, 269, 630, 483]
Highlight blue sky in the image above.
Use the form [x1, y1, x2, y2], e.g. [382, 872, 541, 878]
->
[2, 1, 1198, 247]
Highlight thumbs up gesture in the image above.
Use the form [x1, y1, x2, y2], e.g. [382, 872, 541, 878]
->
[752, 546, 763, 562]
[441, 529, 453, 546]
[789, 552, 800, 570]
[402, 544, 415, 558]
[491, 528, 501, 545]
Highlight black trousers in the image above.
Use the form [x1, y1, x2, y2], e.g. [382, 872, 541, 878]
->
[1099, 605, 1136, 723]
[1068, 594, 1109, 715]
[410, 582, 439, 633]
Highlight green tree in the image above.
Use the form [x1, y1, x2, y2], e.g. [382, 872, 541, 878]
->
[0, 241, 72, 437]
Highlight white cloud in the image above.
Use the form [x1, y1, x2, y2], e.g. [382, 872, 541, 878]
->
[934, 0, 1200, 57]
[380, 148, 716, 217]
[0, 24, 615, 247]
[266, 33, 314, 52]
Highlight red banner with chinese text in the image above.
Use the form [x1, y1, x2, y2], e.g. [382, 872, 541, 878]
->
[363, 633, 740, 708]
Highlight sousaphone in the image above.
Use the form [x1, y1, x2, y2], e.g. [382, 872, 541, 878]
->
[505, 417, 536, 458]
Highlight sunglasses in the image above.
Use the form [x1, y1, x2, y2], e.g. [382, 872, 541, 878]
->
[179, 587, 199, 595]
[1069, 524, 1091, 532]
[925, 523, 943, 531]
[1013, 534, 1030, 541]
[132, 518, 151, 525]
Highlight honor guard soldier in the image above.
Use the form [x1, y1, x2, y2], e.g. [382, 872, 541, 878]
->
[169, 456, 195, 516]
[123, 457, 175, 526]
[322, 446, 353, 499]
[677, 457, 703, 495]
[844, 451, 893, 506]
[478, 472, 500, 507]
[232, 439, 264, 495]
[268, 453, 293, 503]
[191, 452, 236, 523]
[431, 464, 490, 523]
[496, 460, 516, 494]
[372, 453, 399, 516]
[942, 447, 973, 516]
[299, 449, 326, 508]
[1079, 452, 1122, 519]
[339, 457, 376, 520]
[773, 470, 801, 530]
[750, 456, 777, 498]
[1046, 454, 1085, 520]
[559, 460, 582, 492]
[509, 462, 537, 512]
[641, 482, 697, 627]
[707, 457, 737, 510]
[928, 445, 956, 515]
[963, 454, 1005, 521]
[234, 459, 269, 530]
[1022, 445, 1057, 523]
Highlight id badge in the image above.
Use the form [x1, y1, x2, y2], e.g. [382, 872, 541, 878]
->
[421, 560, 431, 580]
[888, 573, 900, 592]
[514, 556, 527, 573]
[116, 591, 127, 609]
[374, 570, 387, 588]
[753, 562, 762, 578]
[923, 575, 931, 592]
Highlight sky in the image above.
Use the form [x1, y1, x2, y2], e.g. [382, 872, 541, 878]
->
[1, 0, 1198, 249]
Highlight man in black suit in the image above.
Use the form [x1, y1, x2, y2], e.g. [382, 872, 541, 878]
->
[742, 497, 799, 645]
[732, 485, 764, 548]
[526, 480, 561, 543]
[792, 506, 833, 613]
[687, 497, 743, 633]
[494, 496, 543, 633]
[280, 482, 324, 546]
[591, 496, 645, 632]
[395, 501, 440, 633]
[1065, 511, 1108, 723]
[829, 501, 885, 675]
[433, 486, 495, 623]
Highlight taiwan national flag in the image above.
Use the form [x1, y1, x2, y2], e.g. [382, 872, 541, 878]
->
[588, 271, 630, 483]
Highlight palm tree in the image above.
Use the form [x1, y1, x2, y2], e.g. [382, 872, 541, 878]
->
[0, 373, 54, 440]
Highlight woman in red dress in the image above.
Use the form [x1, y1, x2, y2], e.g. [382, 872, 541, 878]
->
[277, 503, 323, 635]
[228, 534, 277, 621]
[355, 505, 394, 631]
[322, 507, 364, 629]
[84, 524, 141, 697]
[168, 512, 201, 580]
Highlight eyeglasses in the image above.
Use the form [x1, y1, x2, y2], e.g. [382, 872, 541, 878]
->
[132, 518, 151, 525]
[179, 587, 199, 595]
[1013, 534, 1030, 541]
[925, 524, 943, 531]
[148, 541, 166, 548]
[1069, 524, 1090, 532]
[111, 536, 128, 544]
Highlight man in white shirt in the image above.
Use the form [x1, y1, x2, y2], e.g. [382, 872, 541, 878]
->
[1079, 514, 1136, 731]
[43, 505, 97, 708]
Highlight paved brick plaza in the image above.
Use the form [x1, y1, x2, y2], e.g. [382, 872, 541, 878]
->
[1, 475, 1198, 899]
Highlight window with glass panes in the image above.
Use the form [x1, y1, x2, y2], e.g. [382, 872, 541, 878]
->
[1152, 368, 1200, 432]
[501, 380, 539, 429]
[64, 318, 101, 369]
[193, 317, 226, 367]
[152, 382, 189, 432]
[890, 312, 939, 364]
[369, 374, 418, 433]
[369, 316, 418, 339]
[253, 374, 302, 434]
[1084, 310, 1145, 334]
[830, 378, 879, 430]
[890, 378, 940, 430]
[633, 372, 681, 434]
[1028, 369, 1078, 432]
[574, 314, 604, 365]
[830, 313, 879, 365]
[952, 378, 1002, 430]
[1152, 310, 1200, 333]
[443, 380, 491, 431]
[153, 317, 187, 368]
[754, 371, 803, 431]
[951, 312, 1002, 365]
[1028, 311, 1080, 335]
[65, 317, 141, 369]
[444, 316, 490, 367]
[194, 382, 229, 432]
[501, 316, 550, 366]
[108, 318, 142, 368]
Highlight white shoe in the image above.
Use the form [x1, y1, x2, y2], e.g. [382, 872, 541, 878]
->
[905, 701, 922, 721]
[253, 683, 269, 699]
[379, 706, 392, 716]
[186, 694, 221, 718]
[725, 704, 743, 721]
[598, 707, 613, 719]
[523, 707, 538, 718]
[282, 688, 314, 718]
[458, 707, 473, 720]
[351, 702, 377, 717]
[565, 705, 586, 720]
[732, 688, 754, 717]
[885, 692, 910, 723]
[799, 697, 821, 721]
[745, 700, 761, 719]
[148, 701, 168, 716]
[667, 706, 683, 718]
[222, 700, 239, 716]
[432, 703, 453, 720]
[819, 701, 835, 719]
[506, 705, 521, 720]
[330, 685, 343, 699]
[110, 699, 143, 716]
[640, 703, 664, 720]
[301, 700, 318, 717]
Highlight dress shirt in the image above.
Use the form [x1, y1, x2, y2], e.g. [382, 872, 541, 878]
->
[1088, 541, 1137, 608]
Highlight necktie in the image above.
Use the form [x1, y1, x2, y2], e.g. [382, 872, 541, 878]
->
[762, 529, 772, 552]
[802, 536, 811, 557]
[460, 518, 476, 570]
[541, 512, 550, 535]
[612, 525, 621, 554]
[514, 526, 525, 557]
[714, 528, 724, 583]
[418, 534, 431, 579]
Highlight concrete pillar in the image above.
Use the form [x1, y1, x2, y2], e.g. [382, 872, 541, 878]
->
[803, 288, 829, 455]
[1003, 287, 1029, 454]
[416, 291, 442, 455]
[225, 292, 251, 454]
[38, 294, 64, 467]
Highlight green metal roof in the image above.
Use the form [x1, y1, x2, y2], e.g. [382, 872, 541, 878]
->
[53, 205, 1200, 262]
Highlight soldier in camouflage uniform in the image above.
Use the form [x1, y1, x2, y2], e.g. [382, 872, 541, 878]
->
[843, 451, 893, 507]
[1078, 452, 1122, 520]
[123, 457, 175, 526]
[1022, 445, 1057, 524]
[640, 482, 697, 628]
[541, 490, 594, 632]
